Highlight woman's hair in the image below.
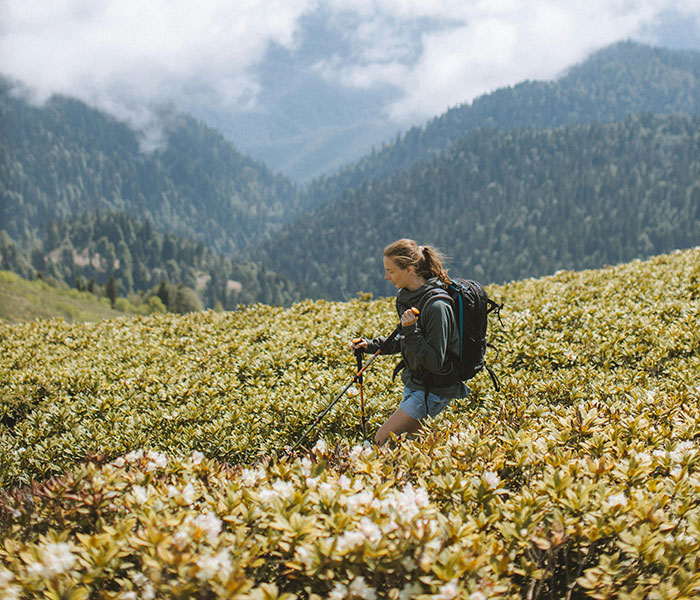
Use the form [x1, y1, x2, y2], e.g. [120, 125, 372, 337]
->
[383, 238, 450, 285]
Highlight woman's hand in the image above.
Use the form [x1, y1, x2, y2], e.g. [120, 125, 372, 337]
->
[401, 307, 420, 327]
[349, 337, 368, 352]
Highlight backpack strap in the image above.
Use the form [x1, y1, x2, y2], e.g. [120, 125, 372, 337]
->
[486, 297, 504, 327]
[392, 287, 456, 384]
[484, 363, 501, 392]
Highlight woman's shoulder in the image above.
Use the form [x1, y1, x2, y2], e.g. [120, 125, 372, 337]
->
[417, 284, 454, 320]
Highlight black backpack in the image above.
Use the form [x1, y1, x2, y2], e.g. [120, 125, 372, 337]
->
[405, 278, 503, 391]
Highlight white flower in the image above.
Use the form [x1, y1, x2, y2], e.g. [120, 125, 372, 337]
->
[338, 475, 352, 490]
[27, 542, 76, 578]
[607, 493, 628, 508]
[313, 439, 328, 454]
[294, 545, 314, 568]
[0, 567, 14, 586]
[132, 485, 148, 504]
[141, 582, 156, 600]
[301, 457, 313, 476]
[388, 483, 430, 521]
[346, 490, 374, 514]
[192, 512, 222, 544]
[319, 482, 336, 496]
[113, 457, 126, 468]
[258, 489, 277, 503]
[191, 450, 205, 465]
[173, 528, 190, 550]
[305, 476, 319, 490]
[125, 449, 144, 462]
[328, 582, 348, 600]
[634, 451, 652, 464]
[436, 580, 460, 600]
[272, 479, 295, 499]
[482, 471, 500, 489]
[1, 586, 21, 600]
[382, 518, 399, 534]
[346, 386, 359, 397]
[256, 480, 295, 504]
[196, 549, 232, 581]
[469, 593, 487, 600]
[349, 442, 372, 463]
[145, 450, 168, 471]
[349, 576, 376, 600]
[670, 451, 684, 463]
[336, 530, 365, 553]
[359, 517, 382, 544]
[182, 482, 197, 505]
[240, 467, 265, 486]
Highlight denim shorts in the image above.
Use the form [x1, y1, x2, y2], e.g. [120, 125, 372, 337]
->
[399, 386, 452, 421]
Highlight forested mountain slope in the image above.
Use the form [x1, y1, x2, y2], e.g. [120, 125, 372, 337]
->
[302, 41, 700, 212]
[2, 41, 699, 307]
[0, 79, 299, 256]
[260, 113, 700, 300]
[0, 211, 303, 309]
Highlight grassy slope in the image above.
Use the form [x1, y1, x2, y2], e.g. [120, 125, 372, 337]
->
[1, 248, 699, 598]
[0, 271, 131, 322]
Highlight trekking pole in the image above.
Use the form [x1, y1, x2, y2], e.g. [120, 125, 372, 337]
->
[355, 348, 367, 439]
[283, 308, 419, 456]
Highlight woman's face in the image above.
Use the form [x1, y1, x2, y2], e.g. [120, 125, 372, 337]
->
[383, 256, 413, 289]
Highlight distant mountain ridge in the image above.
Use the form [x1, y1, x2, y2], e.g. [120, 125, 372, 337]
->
[260, 113, 700, 300]
[301, 41, 700, 213]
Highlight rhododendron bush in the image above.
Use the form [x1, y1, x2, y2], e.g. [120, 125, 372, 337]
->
[1, 248, 700, 598]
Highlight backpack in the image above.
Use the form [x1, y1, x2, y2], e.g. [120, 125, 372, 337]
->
[398, 278, 503, 391]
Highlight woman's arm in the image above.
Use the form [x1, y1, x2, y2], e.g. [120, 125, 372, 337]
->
[401, 299, 453, 374]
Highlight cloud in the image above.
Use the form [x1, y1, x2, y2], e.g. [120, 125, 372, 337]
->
[1, 0, 699, 143]
[0, 0, 314, 142]
[312, 0, 700, 123]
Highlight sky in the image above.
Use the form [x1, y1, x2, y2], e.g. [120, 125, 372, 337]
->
[2, 0, 700, 145]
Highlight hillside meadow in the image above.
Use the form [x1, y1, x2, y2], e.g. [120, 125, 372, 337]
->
[0, 271, 139, 323]
[1, 248, 699, 599]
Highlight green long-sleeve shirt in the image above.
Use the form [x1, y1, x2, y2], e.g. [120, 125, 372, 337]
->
[367, 278, 469, 399]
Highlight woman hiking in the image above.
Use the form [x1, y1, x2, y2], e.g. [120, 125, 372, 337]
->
[350, 239, 468, 446]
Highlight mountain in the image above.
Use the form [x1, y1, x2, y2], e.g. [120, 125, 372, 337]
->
[186, 12, 403, 182]
[300, 41, 700, 213]
[259, 113, 700, 299]
[0, 79, 300, 257]
[3, 41, 700, 307]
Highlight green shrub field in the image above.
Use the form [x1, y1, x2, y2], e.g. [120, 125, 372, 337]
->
[1, 248, 699, 599]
